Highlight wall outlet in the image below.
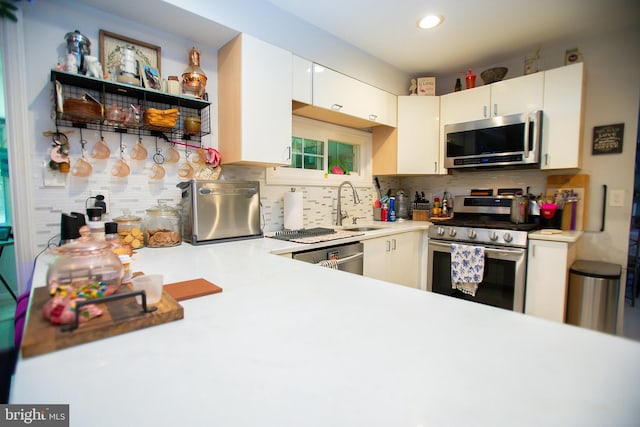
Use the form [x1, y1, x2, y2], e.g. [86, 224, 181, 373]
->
[90, 189, 110, 215]
[609, 189, 625, 207]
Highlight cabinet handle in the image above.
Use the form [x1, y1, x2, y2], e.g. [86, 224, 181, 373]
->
[331, 104, 343, 111]
[369, 114, 378, 121]
[545, 153, 549, 166]
[386, 240, 391, 252]
[493, 103, 497, 116]
[392, 239, 397, 251]
[483, 105, 488, 118]
[434, 161, 438, 173]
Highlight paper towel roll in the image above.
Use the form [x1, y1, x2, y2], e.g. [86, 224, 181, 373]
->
[284, 191, 303, 230]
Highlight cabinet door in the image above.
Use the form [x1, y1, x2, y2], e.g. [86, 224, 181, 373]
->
[313, 65, 397, 126]
[525, 239, 576, 322]
[540, 63, 585, 169]
[218, 33, 292, 166]
[362, 231, 422, 288]
[388, 231, 422, 288]
[491, 72, 544, 116]
[440, 86, 491, 125]
[292, 55, 312, 104]
[362, 236, 391, 282]
[397, 96, 439, 174]
[363, 84, 397, 127]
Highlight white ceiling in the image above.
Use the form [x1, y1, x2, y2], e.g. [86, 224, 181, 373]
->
[265, 0, 640, 75]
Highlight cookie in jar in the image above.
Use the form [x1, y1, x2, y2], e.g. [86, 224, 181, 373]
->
[144, 201, 182, 247]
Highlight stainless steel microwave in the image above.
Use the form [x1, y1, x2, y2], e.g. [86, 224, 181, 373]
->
[444, 110, 542, 170]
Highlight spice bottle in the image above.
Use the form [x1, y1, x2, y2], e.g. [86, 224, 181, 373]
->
[432, 197, 442, 217]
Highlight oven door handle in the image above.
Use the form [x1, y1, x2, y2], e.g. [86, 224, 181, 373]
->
[429, 240, 525, 257]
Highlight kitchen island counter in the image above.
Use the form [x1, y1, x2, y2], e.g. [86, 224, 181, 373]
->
[10, 235, 640, 426]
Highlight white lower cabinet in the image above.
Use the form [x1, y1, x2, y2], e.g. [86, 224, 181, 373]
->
[525, 239, 577, 322]
[363, 231, 422, 288]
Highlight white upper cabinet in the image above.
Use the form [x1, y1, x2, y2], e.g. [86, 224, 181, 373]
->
[312, 64, 397, 127]
[292, 55, 312, 104]
[440, 72, 544, 125]
[490, 72, 544, 116]
[373, 96, 440, 175]
[440, 85, 492, 124]
[540, 63, 585, 170]
[218, 33, 292, 166]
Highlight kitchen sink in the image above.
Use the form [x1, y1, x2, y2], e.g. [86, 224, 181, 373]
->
[341, 226, 386, 232]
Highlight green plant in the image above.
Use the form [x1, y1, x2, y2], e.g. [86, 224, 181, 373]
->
[1, 1, 26, 22]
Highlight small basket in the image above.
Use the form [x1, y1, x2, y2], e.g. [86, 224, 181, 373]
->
[143, 108, 179, 130]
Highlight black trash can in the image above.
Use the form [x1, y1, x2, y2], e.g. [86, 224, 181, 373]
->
[567, 260, 621, 334]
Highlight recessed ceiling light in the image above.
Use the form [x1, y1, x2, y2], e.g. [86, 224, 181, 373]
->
[417, 14, 443, 29]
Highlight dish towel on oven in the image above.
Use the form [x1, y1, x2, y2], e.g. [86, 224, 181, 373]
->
[450, 244, 485, 296]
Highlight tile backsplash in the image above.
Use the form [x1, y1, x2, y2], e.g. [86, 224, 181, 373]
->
[35, 139, 552, 251]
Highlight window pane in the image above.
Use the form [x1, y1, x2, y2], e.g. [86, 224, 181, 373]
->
[328, 140, 358, 175]
[287, 137, 324, 170]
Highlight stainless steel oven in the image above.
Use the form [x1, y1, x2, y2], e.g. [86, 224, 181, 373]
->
[427, 239, 527, 311]
[426, 195, 537, 312]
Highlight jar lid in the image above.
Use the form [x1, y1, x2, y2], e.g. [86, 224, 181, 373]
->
[146, 202, 179, 216]
[52, 232, 112, 256]
[114, 213, 142, 222]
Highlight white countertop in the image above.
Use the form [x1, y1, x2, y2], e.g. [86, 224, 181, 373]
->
[10, 222, 640, 426]
[529, 229, 584, 243]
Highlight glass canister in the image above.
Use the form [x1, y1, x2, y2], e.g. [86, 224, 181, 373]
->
[144, 201, 182, 247]
[114, 211, 144, 249]
[46, 228, 123, 297]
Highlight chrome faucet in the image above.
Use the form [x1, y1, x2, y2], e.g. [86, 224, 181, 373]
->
[336, 181, 361, 226]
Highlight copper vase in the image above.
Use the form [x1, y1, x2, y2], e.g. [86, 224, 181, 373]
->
[181, 47, 207, 98]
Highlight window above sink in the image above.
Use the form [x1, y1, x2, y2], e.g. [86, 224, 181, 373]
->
[266, 116, 372, 187]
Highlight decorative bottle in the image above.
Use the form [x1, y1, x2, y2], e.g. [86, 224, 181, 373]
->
[181, 47, 207, 99]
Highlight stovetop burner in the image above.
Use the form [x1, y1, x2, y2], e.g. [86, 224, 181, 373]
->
[443, 218, 540, 232]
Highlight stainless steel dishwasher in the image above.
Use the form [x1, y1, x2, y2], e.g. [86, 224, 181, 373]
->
[292, 242, 364, 275]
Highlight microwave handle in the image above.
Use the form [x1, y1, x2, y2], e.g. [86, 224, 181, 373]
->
[524, 114, 537, 159]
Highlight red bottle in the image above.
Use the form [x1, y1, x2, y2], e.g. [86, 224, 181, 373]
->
[465, 69, 476, 89]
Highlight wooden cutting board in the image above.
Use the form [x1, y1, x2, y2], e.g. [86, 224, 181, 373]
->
[21, 284, 183, 358]
[163, 278, 223, 301]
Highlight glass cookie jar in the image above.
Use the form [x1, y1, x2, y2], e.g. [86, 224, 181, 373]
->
[47, 228, 124, 297]
[113, 211, 144, 249]
[144, 201, 182, 248]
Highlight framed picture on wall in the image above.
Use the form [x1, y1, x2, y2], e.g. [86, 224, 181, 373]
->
[100, 30, 161, 84]
[592, 123, 624, 155]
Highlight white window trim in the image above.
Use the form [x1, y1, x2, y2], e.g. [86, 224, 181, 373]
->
[266, 116, 372, 187]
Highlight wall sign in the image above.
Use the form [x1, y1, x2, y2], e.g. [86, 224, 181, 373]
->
[592, 123, 624, 155]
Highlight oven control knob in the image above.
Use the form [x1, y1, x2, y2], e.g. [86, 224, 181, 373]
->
[436, 227, 445, 236]
[503, 232, 513, 243]
[489, 231, 499, 241]
[467, 229, 477, 239]
[448, 228, 457, 237]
